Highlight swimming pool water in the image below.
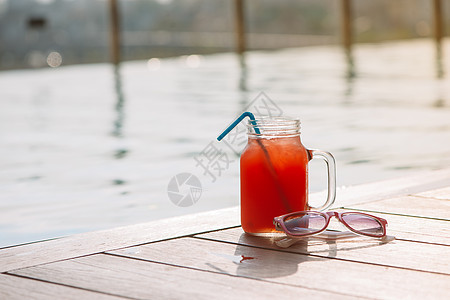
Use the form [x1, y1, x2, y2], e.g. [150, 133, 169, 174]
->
[1, 38, 449, 247]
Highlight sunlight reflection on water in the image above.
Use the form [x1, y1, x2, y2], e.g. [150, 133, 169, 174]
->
[0, 39, 449, 247]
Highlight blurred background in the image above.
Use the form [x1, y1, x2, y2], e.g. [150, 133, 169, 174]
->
[0, 0, 449, 247]
[1, 0, 450, 69]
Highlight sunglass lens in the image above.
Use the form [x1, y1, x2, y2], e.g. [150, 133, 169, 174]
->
[341, 213, 384, 237]
[283, 212, 326, 236]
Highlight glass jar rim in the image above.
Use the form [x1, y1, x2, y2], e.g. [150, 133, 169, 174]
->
[246, 116, 300, 138]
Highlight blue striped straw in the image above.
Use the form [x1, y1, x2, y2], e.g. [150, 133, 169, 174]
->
[217, 112, 261, 141]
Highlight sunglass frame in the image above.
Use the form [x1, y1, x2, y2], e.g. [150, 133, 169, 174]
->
[273, 211, 388, 238]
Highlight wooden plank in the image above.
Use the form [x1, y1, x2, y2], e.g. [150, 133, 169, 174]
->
[330, 168, 450, 207]
[0, 274, 126, 300]
[344, 195, 450, 220]
[195, 227, 450, 275]
[0, 207, 240, 273]
[108, 237, 450, 299]
[346, 211, 450, 245]
[9, 254, 353, 300]
[415, 186, 450, 200]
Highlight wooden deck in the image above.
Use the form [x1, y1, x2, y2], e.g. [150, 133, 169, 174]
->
[1, 169, 450, 299]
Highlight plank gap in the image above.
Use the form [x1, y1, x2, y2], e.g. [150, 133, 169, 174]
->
[9, 253, 356, 299]
[0, 237, 61, 251]
[1, 225, 242, 274]
[3, 272, 135, 300]
[192, 236, 450, 276]
[99, 225, 242, 254]
[107, 237, 450, 298]
[394, 238, 450, 247]
[341, 207, 450, 222]
[102, 252, 371, 299]
[408, 194, 450, 202]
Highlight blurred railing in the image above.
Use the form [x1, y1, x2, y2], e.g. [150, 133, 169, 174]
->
[107, 0, 445, 76]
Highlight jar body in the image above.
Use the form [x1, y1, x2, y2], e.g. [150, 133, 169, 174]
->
[240, 135, 309, 234]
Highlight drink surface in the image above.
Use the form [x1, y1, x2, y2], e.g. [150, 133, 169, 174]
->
[240, 136, 309, 234]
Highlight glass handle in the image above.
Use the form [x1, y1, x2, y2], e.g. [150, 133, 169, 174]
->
[308, 149, 336, 211]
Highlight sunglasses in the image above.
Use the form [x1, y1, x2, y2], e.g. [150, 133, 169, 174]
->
[273, 211, 388, 238]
